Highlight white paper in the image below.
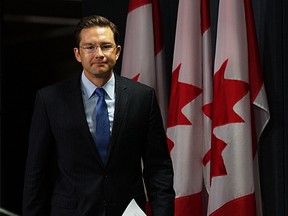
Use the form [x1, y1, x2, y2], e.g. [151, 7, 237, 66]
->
[122, 199, 147, 216]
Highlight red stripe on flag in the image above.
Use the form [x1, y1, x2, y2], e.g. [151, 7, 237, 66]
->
[210, 193, 256, 216]
[128, 0, 152, 13]
[201, 0, 211, 34]
[145, 202, 152, 216]
[174, 193, 203, 216]
[244, 0, 263, 102]
[244, 0, 264, 157]
[152, 0, 163, 54]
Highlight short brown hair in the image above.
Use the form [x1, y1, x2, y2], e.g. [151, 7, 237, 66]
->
[74, 15, 119, 47]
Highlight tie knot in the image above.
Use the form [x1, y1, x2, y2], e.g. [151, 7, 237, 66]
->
[95, 88, 105, 97]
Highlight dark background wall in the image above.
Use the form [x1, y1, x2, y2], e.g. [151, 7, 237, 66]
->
[1, 0, 287, 215]
[1, 1, 82, 214]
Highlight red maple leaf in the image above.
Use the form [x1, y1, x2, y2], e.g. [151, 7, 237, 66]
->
[211, 134, 227, 178]
[167, 63, 203, 152]
[166, 137, 174, 153]
[132, 73, 140, 81]
[202, 59, 249, 181]
[167, 64, 203, 128]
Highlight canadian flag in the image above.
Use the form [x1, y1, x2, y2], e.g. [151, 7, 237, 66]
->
[202, 0, 270, 215]
[121, 0, 168, 126]
[166, 0, 212, 215]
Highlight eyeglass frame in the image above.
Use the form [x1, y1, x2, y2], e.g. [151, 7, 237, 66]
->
[79, 44, 117, 54]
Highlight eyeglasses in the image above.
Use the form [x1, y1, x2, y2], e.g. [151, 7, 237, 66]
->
[79, 44, 117, 54]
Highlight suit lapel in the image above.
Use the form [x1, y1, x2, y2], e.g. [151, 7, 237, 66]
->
[64, 74, 105, 167]
[107, 75, 129, 162]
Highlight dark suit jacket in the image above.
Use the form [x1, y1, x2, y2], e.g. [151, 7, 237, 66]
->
[23, 73, 175, 216]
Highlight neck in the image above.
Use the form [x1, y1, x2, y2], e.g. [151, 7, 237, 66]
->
[84, 71, 113, 87]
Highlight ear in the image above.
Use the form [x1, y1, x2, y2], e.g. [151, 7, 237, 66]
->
[115, 45, 121, 60]
[74, 47, 82, 63]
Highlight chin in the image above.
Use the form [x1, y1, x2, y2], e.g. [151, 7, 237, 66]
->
[94, 70, 111, 78]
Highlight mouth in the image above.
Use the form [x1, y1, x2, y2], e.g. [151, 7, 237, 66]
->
[92, 62, 107, 67]
[93, 61, 106, 64]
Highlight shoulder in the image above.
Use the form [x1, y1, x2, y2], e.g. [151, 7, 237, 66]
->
[33, 74, 82, 107]
[115, 74, 154, 92]
[38, 73, 81, 96]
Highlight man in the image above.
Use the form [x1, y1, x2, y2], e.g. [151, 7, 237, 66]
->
[23, 15, 175, 216]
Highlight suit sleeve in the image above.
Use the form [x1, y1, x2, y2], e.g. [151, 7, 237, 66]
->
[142, 89, 175, 216]
[23, 91, 55, 216]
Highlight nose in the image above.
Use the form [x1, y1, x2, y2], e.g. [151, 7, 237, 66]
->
[94, 46, 105, 57]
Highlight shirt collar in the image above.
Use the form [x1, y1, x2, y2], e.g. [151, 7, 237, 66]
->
[81, 72, 115, 100]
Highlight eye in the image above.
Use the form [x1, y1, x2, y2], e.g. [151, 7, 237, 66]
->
[85, 46, 95, 50]
[101, 45, 113, 50]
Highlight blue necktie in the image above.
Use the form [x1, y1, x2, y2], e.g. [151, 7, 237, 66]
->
[95, 88, 110, 164]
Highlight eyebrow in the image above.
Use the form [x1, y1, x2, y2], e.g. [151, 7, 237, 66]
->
[81, 42, 114, 46]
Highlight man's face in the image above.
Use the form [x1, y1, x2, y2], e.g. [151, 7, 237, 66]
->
[74, 26, 121, 80]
